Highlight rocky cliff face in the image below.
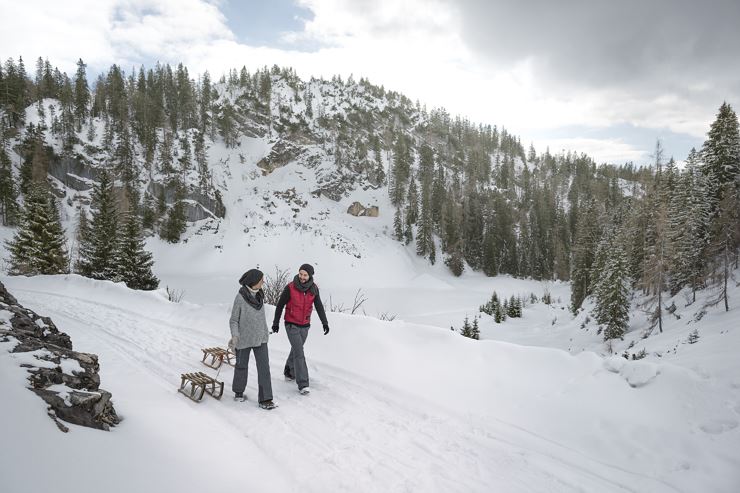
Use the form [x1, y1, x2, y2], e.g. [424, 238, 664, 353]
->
[0, 282, 119, 432]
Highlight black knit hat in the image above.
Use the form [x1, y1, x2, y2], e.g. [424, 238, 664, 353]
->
[299, 263, 314, 277]
[239, 269, 264, 288]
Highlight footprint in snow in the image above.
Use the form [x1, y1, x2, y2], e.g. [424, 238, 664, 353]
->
[699, 418, 738, 434]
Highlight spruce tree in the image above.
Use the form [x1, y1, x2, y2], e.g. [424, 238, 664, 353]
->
[597, 245, 631, 342]
[460, 315, 473, 338]
[73, 207, 91, 273]
[641, 182, 669, 334]
[393, 207, 404, 242]
[390, 134, 410, 206]
[161, 180, 187, 243]
[0, 136, 19, 226]
[77, 170, 120, 280]
[116, 212, 159, 290]
[706, 183, 739, 312]
[7, 185, 69, 275]
[471, 316, 480, 340]
[570, 199, 600, 312]
[701, 102, 740, 204]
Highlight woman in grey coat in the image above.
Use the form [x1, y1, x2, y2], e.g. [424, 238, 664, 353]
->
[229, 269, 277, 410]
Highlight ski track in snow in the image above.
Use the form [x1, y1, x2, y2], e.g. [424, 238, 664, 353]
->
[9, 285, 682, 493]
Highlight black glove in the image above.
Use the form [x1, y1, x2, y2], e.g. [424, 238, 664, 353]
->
[272, 323, 279, 333]
[323, 324, 330, 335]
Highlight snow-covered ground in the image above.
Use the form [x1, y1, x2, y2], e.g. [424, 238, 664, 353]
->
[1, 95, 738, 492]
[2, 273, 739, 493]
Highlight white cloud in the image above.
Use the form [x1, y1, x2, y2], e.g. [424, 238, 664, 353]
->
[0, 0, 116, 73]
[0, 0, 715, 164]
[532, 137, 648, 165]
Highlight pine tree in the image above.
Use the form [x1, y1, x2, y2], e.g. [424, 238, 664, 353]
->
[0, 129, 20, 226]
[668, 149, 710, 298]
[570, 199, 600, 312]
[161, 180, 187, 243]
[73, 59, 90, 128]
[701, 102, 740, 205]
[460, 315, 473, 338]
[444, 248, 464, 277]
[116, 212, 159, 290]
[706, 183, 739, 312]
[393, 207, 404, 242]
[641, 180, 670, 334]
[141, 192, 157, 230]
[179, 132, 192, 172]
[6, 185, 69, 275]
[406, 177, 419, 224]
[471, 316, 480, 340]
[194, 130, 210, 193]
[73, 207, 91, 272]
[77, 170, 120, 280]
[390, 134, 410, 206]
[597, 245, 631, 342]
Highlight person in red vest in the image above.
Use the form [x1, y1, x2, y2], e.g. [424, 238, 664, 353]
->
[272, 263, 330, 394]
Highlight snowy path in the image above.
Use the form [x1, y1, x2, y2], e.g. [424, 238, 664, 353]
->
[4, 277, 736, 493]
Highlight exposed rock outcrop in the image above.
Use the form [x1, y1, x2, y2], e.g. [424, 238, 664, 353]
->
[257, 138, 305, 174]
[347, 202, 379, 217]
[0, 282, 119, 432]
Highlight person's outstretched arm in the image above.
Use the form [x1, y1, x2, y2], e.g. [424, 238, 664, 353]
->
[272, 285, 291, 331]
[313, 289, 330, 334]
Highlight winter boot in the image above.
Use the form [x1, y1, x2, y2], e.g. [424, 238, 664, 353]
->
[299, 387, 310, 395]
[234, 392, 247, 402]
[259, 400, 277, 410]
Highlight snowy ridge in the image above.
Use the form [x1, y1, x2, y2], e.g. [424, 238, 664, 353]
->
[2, 274, 739, 492]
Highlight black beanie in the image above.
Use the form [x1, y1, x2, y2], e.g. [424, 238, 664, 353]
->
[239, 268, 264, 288]
[299, 263, 314, 277]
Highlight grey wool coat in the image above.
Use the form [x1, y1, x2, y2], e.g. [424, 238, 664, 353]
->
[229, 293, 270, 349]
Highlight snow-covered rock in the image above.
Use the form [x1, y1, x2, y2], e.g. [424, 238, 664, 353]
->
[0, 281, 118, 431]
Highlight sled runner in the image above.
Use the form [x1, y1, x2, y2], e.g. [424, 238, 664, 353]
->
[178, 372, 224, 402]
[201, 347, 235, 369]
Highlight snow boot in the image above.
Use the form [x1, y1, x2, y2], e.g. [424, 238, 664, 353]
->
[299, 387, 310, 395]
[259, 400, 277, 410]
[234, 392, 247, 402]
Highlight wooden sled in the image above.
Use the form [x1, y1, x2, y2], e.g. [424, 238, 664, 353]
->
[178, 372, 224, 402]
[201, 347, 236, 369]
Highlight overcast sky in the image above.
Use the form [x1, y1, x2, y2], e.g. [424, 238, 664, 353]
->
[2, 0, 737, 165]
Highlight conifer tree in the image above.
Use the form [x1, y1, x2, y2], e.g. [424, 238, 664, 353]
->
[390, 134, 410, 206]
[194, 131, 210, 192]
[73, 59, 90, 127]
[77, 170, 119, 280]
[460, 315, 473, 338]
[404, 177, 418, 245]
[161, 180, 187, 243]
[597, 245, 631, 342]
[471, 316, 480, 340]
[701, 102, 740, 206]
[116, 212, 159, 290]
[570, 199, 600, 312]
[393, 207, 404, 242]
[6, 185, 69, 275]
[0, 131, 19, 226]
[641, 178, 670, 334]
[706, 183, 739, 312]
[73, 207, 91, 272]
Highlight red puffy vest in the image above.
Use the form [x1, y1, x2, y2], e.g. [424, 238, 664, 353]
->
[284, 282, 317, 326]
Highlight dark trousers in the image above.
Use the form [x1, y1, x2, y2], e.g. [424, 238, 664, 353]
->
[284, 323, 310, 389]
[232, 343, 273, 402]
